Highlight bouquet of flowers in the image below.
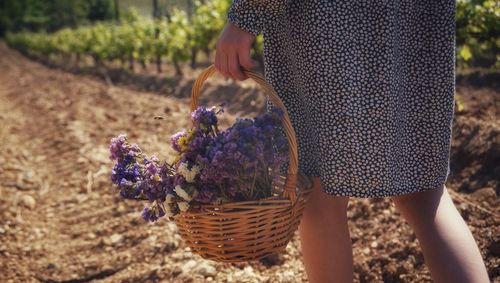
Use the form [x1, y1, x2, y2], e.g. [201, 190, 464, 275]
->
[109, 105, 289, 222]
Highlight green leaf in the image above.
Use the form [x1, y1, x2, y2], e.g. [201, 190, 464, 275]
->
[460, 45, 473, 61]
[455, 95, 466, 113]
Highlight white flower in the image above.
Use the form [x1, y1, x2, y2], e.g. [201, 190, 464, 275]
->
[165, 194, 175, 204]
[177, 163, 189, 178]
[187, 165, 200, 182]
[177, 163, 200, 183]
[174, 185, 192, 201]
[177, 201, 190, 212]
[164, 204, 175, 217]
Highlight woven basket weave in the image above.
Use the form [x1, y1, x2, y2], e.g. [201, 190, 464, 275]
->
[174, 64, 313, 263]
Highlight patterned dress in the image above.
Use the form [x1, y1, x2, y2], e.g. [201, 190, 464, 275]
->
[227, 0, 456, 198]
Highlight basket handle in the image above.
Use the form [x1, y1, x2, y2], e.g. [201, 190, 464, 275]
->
[190, 64, 300, 208]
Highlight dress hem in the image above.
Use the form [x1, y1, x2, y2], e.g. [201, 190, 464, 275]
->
[298, 173, 447, 199]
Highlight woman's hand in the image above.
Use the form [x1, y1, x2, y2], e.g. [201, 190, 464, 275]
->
[215, 22, 258, 81]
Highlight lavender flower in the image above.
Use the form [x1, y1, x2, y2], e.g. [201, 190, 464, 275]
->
[170, 131, 186, 152]
[140, 156, 170, 201]
[141, 202, 166, 222]
[193, 184, 217, 203]
[110, 104, 292, 222]
[109, 135, 144, 199]
[109, 134, 141, 161]
[191, 107, 218, 130]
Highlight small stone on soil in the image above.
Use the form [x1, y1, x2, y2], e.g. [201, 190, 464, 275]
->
[20, 195, 36, 210]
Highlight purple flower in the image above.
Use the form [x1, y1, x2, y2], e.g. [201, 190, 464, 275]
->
[173, 174, 186, 187]
[109, 104, 292, 221]
[188, 129, 207, 151]
[118, 179, 142, 199]
[160, 165, 176, 195]
[109, 134, 141, 161]
[141, 204, 166, 222]
[191, 107, 218, 130]
[144, 156, 160, 175]
[191, 107, 289, 201]
[140, 156, 169, 201]
[170, 131, 186, 152]
[111, 158, 143, 199]
[193, 184, 217, 204]
[109, 134, 178, 202]
[109, 134, 126, 159]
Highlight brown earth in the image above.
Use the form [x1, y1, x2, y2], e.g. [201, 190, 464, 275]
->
[0, 42, 498, 283]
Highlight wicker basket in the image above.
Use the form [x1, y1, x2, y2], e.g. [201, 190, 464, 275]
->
[174, 64, 313, 263]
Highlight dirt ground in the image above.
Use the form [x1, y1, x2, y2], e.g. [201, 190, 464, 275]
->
[0, 42, 498, 283]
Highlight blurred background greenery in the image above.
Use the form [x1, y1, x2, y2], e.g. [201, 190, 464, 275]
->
[0, 0, 498, 72]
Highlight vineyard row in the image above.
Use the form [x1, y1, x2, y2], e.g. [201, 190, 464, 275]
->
[5, 0, 263, 75]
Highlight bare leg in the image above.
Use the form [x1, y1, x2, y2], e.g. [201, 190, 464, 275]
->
[391, 185, 490, 283]
[299, 177, 353, 283]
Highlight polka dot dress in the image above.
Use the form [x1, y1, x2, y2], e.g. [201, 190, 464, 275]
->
[228, 0, 456, 198]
